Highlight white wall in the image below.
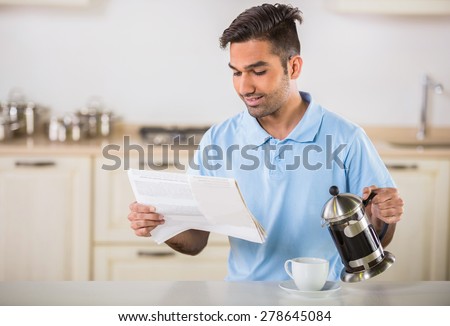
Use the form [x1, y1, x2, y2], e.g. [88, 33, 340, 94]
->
[0, 0, 449, 127]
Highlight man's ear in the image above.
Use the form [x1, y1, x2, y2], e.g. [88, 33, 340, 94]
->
[288, 55, 303, 79]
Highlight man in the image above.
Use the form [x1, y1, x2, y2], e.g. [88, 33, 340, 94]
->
[128, 3, 404, 281]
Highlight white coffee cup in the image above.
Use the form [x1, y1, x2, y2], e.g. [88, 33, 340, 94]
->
[284, 257, 329, 291]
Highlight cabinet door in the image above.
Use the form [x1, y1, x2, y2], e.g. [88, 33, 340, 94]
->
[374, 158, 450, 281]
[0, 155, 91, 281]
[94, 243, 229, 281]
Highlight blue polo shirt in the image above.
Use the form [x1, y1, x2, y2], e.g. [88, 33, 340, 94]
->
[188, 92, 395, 282]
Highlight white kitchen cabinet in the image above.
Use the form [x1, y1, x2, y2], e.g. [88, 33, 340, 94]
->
[373, 158, 450, 282]
[93, 154, 230, 281]
[0, 155, 91, 281]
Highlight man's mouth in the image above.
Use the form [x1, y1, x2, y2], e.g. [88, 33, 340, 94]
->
[243, 95, 264, 107]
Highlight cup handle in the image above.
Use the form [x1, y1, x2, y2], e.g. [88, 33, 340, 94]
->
[284, 260, 294, 279]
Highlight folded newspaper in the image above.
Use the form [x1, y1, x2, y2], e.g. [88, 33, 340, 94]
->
[127, 169, 266, 244]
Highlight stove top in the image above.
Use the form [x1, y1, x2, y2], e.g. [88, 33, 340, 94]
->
[139, 126, 210, 146]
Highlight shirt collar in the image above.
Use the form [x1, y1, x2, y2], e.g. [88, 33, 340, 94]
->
[285, 92, 324, 144]
[240, 109, 272, 147]
[239, 91, 324, 147]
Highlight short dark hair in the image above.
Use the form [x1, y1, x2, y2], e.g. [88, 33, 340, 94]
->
[220, 3, 303, 70]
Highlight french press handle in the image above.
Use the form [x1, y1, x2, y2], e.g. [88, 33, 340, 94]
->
[361, 190, 389, 241]
[362, 191, 377, 207]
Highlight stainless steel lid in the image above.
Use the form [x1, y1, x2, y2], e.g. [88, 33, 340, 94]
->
[321, 186, 363, 224]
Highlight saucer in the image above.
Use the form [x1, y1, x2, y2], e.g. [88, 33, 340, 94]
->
[279, 280, 341, 298]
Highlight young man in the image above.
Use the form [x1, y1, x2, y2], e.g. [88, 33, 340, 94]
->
[128, 3, 404, 281]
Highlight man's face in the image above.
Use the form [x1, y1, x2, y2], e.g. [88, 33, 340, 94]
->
[229, 40, 291, 119]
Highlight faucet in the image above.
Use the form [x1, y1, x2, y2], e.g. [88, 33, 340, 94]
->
[417, 74, 443, 140]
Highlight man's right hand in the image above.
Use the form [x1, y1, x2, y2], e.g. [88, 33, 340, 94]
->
[128, 201, 165, 237]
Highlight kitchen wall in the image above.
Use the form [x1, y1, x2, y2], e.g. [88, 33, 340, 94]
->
[0, 0, 449, 127]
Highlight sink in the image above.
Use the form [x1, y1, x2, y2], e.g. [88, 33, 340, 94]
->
[364, 127, 450, 149]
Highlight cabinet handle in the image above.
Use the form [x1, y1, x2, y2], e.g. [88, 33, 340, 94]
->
[137, 250, 175, 257]
[385, 163, 418, 170]
[15, 161, 56, 167]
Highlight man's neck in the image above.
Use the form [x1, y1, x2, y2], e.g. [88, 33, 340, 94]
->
[257, 91, 307, 140]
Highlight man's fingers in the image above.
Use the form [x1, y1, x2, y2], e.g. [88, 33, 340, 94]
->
[129, 202, 156, 213]
[128, 211, 164, 221]
[362, 185, 377, 200]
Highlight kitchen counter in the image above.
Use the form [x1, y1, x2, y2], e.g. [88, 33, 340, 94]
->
[1, 125, 450, 158]
[1, 281, 449, 306]
[0, 135, 110, 155]
[0, 124, 197, 156]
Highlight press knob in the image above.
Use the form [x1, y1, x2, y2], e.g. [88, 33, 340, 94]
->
[329, 186, 339, 196]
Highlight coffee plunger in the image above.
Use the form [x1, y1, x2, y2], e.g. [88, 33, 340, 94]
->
[321, 186, 395, 282]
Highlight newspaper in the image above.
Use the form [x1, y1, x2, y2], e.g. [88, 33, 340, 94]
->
[127, 169, 266, 244]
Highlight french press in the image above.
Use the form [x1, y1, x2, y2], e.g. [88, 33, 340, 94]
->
[321, 186, 395, 282]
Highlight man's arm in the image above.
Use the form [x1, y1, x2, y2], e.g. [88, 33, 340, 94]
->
[165, 229, 210, 256]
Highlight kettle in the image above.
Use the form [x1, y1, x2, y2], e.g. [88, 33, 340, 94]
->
[321, 186, 395, 282]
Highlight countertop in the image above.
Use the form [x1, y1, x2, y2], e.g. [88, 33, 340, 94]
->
[1, 125, 450, 158]
[1, 281, 449, 306]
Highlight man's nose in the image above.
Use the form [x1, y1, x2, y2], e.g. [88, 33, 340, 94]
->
[238, 74, 255, 95]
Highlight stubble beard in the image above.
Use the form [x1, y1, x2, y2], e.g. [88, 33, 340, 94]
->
[245, 74, 291, 119]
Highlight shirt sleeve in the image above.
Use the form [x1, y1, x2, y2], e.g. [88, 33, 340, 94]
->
[344, 127, 396, 196]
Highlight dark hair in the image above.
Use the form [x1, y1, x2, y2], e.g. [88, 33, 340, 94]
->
[219, 3, 303, 70]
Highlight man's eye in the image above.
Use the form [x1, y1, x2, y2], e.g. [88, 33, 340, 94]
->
[233, 71, 242, 77]
[254, 70, 267, 76]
